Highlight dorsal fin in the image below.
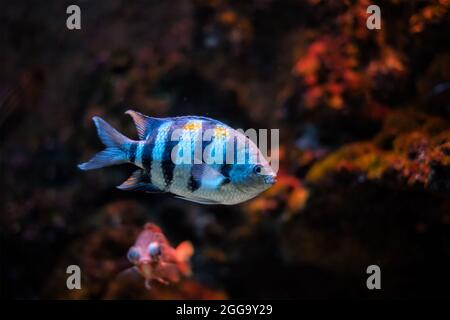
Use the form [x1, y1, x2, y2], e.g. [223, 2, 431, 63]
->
[125, 110, 163, 140]
[144, 223, 162, 233]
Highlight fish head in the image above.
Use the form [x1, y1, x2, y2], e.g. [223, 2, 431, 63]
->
[226, 136, 277, 194]
[127, 241, 163, 280]
[229, 160, 277, 195]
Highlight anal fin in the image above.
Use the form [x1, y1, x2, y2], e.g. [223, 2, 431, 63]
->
[190, 163, 229, 190]
[117, 169, 162, 193]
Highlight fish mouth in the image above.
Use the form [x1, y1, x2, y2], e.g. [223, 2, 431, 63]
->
[138, 261, 152, 279]
[264, 175, 277, 185]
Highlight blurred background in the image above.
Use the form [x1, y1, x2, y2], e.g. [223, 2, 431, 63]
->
[1, 0, 450, 299]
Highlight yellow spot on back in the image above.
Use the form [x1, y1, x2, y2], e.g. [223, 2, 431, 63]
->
[214, 126, 228, 138]
[183, 122, 201, 131]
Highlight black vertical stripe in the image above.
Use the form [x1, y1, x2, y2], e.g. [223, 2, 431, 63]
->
[162, 121, 184, 190]
[142, 121, 162, 184]
[161, 160, 175, 190]
[185, 120, 213, 192]
[186, 121, 217, 192]
[188, 165, 203, 192]
[219, 163, 233, 186]
[220, 163, 233, 178]
[128, 143, 137, 163]
[142, 141, 154, 183]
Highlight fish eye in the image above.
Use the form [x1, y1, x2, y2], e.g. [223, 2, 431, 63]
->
[148, 242, 161, 257]
[253, 165, 263, 175]
[127, 247, 140, 263]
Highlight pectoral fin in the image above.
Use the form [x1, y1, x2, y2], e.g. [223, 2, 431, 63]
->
[117, 169, 163, 193]
[189, 164, 230, 191]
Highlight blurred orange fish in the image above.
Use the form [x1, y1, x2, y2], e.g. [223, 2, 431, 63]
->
[125, 223, 194, 289]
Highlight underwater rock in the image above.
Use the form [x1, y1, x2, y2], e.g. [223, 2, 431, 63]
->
[306, 111, 450, 196]
[104, 276, 227, 300]
[245, 174, 309, 222]
[279, 111, 450, 297]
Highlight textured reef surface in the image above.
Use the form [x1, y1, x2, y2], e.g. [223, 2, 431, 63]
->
[1, 0, 449, 299]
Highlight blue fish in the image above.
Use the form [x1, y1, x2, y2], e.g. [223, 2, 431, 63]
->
[78, 110, 276, 205]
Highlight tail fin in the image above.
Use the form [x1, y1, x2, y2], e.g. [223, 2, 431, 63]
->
[176, 241, 194, 276]
[78, 116, 132, 170]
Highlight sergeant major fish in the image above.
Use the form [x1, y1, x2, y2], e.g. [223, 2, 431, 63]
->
[78, 110, 277, 204]
[126, 223, 193, 289]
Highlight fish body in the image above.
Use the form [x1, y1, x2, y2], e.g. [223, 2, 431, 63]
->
[78, 110, 276, 204]
[126, 223, 193, 289]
